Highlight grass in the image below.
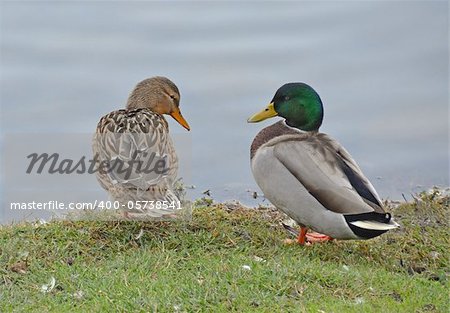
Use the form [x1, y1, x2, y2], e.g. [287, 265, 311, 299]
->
[0, 190, 448, 312]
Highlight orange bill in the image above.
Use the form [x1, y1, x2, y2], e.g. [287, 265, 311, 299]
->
[170, 109, 190, 131]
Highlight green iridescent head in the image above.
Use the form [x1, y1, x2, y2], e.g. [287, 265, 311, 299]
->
[248, 83, 324, 131]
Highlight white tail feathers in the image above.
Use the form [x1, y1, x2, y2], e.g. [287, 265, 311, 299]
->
[349, 219, 400, 230]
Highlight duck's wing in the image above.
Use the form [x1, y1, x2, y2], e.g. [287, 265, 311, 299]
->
[272, 133, 384, 215]
[323, 134, 384, 212]
[92, 109, 174, 191]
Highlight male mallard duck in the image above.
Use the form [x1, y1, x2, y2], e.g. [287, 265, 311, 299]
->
[92, 76, 190, 218]
[248, 83, 399, 244]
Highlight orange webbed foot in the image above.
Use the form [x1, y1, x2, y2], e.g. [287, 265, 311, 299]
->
[282, 225, 334, 245]
[305, 231, 333, 243]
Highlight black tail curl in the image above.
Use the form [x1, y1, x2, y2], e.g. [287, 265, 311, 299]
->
[344, 211, 392, 239]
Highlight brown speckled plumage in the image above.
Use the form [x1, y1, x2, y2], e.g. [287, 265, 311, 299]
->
[92, 77, 182, 216]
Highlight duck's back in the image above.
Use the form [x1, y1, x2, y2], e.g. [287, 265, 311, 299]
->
[92, 108, 178, 203]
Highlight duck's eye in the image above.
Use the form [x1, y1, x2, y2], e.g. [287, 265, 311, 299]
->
[284, 96, 290, 101]
[169, 95, 176, 100]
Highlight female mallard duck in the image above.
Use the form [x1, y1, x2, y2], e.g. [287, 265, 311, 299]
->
[248, 83, 399, 244]
[92, 76, 190, 218]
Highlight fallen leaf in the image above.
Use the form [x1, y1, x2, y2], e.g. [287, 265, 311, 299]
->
[41, 277, 56, 293]
[10, 261, 27, 274]
[282, 238, 296, 245]
[135, 228, 144, 240]
[253, 256, 266, 263]
[354, 297, 364, 304]
[73, 290, 84, 300]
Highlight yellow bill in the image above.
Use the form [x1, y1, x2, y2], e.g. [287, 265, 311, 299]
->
[247, 102, 278, 123]
[170, 109, 190, 131]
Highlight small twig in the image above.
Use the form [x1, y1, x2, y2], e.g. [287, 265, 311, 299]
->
[401, 193, 408, 203]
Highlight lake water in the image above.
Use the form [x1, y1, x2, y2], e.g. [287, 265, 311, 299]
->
[1, 1, 448, 223]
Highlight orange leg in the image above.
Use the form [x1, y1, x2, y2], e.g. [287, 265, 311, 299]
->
[296, 227, 308, 245]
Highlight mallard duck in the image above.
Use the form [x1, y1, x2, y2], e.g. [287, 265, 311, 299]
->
[248, 83, 399, 244]
[92, 76, 190, 218]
